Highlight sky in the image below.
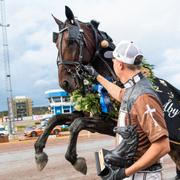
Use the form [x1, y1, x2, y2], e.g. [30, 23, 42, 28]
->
[0, 0, 180, 111]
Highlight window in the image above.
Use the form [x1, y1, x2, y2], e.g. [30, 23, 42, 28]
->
[62, 96, 70, 102]
[63, 109, 70, 113]
[62, 106, 71, 114]
[53, 97, 61, 102]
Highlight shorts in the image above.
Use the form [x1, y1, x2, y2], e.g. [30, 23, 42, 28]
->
[125, 171, 162, 180]
[125, 163, 162, 180]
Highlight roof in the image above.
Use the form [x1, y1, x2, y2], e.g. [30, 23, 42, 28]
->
[14, 96, 29, 99]
[45, 89, 69, 98]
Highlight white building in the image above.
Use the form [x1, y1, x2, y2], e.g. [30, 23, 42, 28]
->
[45, 89, 74, 115]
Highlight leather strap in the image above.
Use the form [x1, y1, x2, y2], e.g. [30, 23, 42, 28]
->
[124, 72, 144, 89]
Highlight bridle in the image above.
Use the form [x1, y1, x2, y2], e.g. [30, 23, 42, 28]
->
[56, 19, 85, 83]
[55, 18, 121, 88]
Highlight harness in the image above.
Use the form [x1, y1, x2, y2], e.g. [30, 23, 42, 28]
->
[56, 22, 84, 82]
[89, 23, 119, 83]
[54, 18, 120, 88]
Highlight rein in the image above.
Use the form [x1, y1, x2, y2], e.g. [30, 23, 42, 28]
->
[89, 23, 120, 84]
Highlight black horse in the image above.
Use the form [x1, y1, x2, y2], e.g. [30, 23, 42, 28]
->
[34, 6, 180, 176]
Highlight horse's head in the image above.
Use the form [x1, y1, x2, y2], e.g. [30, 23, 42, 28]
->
[52, 6, 116, 93]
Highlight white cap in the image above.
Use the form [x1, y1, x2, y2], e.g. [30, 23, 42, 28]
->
[104, 40, 143, 65]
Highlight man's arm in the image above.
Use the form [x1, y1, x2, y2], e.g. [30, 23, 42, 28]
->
[97, 74, 123, 102]
[82, 65, 123, 102]
[125, 136, 170, 176]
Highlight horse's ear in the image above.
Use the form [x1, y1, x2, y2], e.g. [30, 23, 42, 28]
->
[65, 6, 75, 24]
[52, 14, 64, 30]
[90, 20, 100, 29]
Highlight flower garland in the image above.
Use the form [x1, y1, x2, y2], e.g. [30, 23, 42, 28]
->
[70, 89, 101, 115]
[70, 59, 156, 117]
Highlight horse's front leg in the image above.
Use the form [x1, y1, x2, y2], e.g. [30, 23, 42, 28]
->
[34, 111, 84, 171]
[65, 116, 116, 174]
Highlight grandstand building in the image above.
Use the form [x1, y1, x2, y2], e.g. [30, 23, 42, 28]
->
[45, 89, 74, 115]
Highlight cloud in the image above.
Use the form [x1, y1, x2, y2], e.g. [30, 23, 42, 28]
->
[0, 0, 180, 110]
[34, 79, 54, 87]
[155, 48, 180, 87]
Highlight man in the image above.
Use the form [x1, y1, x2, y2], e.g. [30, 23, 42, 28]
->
[84, 40, 170, 179]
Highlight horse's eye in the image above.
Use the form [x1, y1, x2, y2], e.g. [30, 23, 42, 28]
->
[68, 39, 75, 45]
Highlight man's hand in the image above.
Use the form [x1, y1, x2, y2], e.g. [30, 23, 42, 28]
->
[113, 168, 127, 180]
[82, 65, 99, 80]
[103, 162, 127, 180]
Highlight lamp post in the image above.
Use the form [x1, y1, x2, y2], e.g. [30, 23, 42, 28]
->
[0, 0, 14, 135]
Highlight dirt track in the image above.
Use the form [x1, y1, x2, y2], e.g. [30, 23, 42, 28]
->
[0, 132, 176, 180]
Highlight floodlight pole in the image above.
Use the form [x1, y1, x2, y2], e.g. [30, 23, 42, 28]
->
[0, 0, 14, 135]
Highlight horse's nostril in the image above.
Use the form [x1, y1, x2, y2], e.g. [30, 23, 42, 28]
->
[60, 80, 71, 92]
[63, 81, 69, 88]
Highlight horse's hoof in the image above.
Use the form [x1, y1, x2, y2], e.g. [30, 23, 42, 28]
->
[35, 152, 48, 171]
[73, 157, 87, 175]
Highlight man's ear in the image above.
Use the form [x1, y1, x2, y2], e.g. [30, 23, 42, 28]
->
[118, 61, 124, 70]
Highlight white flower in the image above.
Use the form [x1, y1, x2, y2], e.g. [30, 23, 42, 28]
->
[83, 79, 90, 85]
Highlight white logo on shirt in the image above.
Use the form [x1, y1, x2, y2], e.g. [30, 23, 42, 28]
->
[163, 99, 180, 118]
[144, 104, 159, 127]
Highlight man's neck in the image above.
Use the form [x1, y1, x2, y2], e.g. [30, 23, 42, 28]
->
[121, 70, 141, 84]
